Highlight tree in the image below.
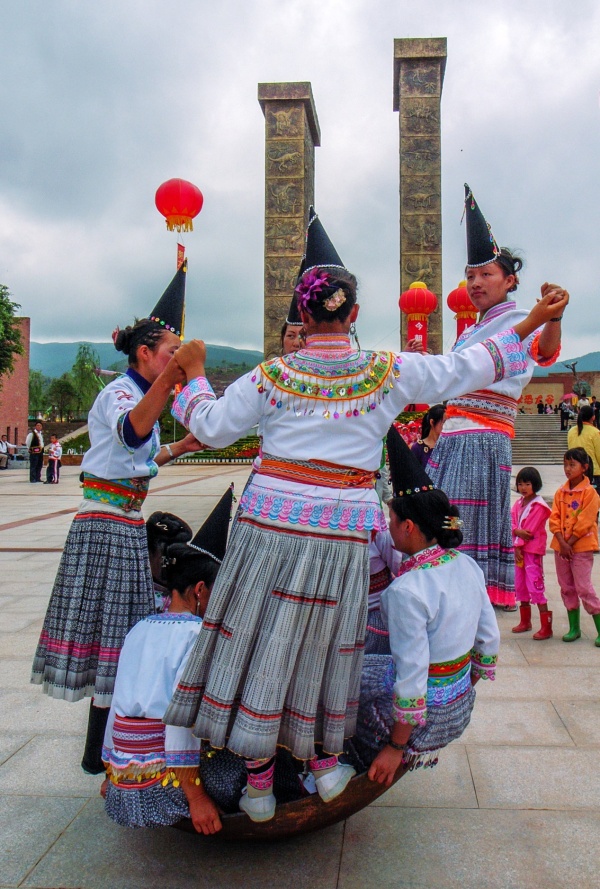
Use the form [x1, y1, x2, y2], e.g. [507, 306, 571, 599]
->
[48, 374, 77, 422]
[29, 370, 52, 417]
[70, 344, 101, 417]
[0, 284, 24, 389]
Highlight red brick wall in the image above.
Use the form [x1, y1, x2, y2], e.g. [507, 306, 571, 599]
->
[0, 317, 30, 445]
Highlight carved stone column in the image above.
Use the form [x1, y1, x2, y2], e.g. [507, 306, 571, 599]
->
[258, 83, 321, 359]
[394, 38, 446, 354]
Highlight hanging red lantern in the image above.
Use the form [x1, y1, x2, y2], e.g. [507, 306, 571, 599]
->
[447, 280, 477, 339]
[155, 178, 204, 233]
[399, 281, 437, 352]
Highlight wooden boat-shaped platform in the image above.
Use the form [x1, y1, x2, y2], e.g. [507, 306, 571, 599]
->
[175, 768, 406, 841]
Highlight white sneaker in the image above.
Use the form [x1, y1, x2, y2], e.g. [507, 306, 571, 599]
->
[314, 764, 356, 803]
[238, 787, 276, 822]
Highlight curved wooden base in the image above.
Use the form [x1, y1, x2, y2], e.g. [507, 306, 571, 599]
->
[175, 768, 406, 841]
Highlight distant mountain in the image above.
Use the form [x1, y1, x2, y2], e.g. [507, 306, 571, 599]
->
[533, 351, 600, 378]
[30, 342, 263, 379]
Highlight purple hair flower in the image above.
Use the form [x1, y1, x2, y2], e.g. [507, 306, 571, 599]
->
[294, 268, 332, 312]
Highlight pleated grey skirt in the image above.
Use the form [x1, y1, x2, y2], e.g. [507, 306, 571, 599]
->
[165, 518, 369, 761]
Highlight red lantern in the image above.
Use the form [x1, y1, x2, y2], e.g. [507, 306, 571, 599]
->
[447, 280, 477, 339]
[399, 281, 437, 352]
[155, 178, 204, 233]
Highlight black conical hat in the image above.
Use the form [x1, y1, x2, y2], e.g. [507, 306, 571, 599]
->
[286, 292, 302, 326]
[296, 206, 347, 281]
[464, 184, 500, 269]
[386, 424, 435, 498]
[187, 485, 234, 564]
[149, 259, 187, 338]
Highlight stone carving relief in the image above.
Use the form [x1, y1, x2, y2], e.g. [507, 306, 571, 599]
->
[267, 143, 304, 176]
[401, 182, 441, 212]
[265, 218, 304, 254]
[265, 258, 298, 293]
[267, 107, 303, 139]
[402, 255, 440, 283]
[402, 217, 440, 252]
[401, 99, 440, 134]
[267, 181, 301, 216]
[401, 61, 440, 96]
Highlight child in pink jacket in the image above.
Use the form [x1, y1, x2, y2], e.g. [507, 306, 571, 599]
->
[511, 467, 552, 639]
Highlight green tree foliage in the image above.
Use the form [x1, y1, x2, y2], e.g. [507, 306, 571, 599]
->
[29, 370, 52, 416]
[0, 284, 24, 388]
[70, 343, 101, 416]
[48, 374, 77, 422]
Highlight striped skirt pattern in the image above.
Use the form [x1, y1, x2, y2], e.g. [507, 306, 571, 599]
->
[428, 430, 516, 606]
[346, 654, 476, 772]
[31, 511, 155, 706]
[165, 518, 369, 762]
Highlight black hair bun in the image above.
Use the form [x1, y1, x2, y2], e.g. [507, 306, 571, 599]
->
[146, 512, 192, 549]
[114, 326, 135, 355]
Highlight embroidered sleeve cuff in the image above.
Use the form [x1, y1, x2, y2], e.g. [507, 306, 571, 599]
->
[392, 693, 427, 727]
[171, 377, 216, 428]
[529, 331, 561, 367]
[116, 413, 136, 454]
[481, 329, 528, 383]
[471, 649, 498, 681]
[121, 413, 153, 449]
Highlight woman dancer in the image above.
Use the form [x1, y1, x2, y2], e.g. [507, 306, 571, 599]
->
[32, 262, 200, 774]
[428, 185, 566, 610]
[352, 426, 500, 786]
[164, 206, 567, 822]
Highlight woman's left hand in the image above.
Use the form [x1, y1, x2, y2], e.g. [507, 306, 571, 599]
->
[179, 433, 206, 454]
[368, 745, 405, 786]
[160, 356, 187, 388]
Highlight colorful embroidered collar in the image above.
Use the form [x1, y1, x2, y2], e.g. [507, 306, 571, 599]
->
[398, 544, 458, 574]
[255, 343, 402, 420]
[453, 301, 516, 352]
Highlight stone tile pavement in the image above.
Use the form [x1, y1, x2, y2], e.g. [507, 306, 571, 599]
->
[1, 462, 599, 888]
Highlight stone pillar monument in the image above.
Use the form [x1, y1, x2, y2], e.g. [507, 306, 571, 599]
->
[258, 83, 321, 359]
[393, 38, 447, 354]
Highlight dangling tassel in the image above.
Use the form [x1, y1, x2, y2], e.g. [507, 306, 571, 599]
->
[349, 322, 361, 350]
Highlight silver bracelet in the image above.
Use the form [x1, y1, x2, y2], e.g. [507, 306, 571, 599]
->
[163, 443, 175, 461]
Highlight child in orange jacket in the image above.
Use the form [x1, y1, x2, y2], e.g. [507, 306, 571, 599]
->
[549, 447, 600, 646]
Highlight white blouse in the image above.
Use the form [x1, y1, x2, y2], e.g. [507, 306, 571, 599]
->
[173, 331, 527, 533]
[381, 547, 500, 727]
[103, 613, 202, 771]
[82, 370, 161, 480]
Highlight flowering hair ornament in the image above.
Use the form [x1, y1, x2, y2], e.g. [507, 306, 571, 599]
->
[294, 268, 332, 312]
[111, 326, 120, 345]
[323, 288, 347, 312]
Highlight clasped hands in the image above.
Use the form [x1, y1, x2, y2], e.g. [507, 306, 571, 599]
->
[161, 339, 207, 388]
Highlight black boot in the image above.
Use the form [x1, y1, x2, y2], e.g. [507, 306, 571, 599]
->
[81, 700, 109, 775]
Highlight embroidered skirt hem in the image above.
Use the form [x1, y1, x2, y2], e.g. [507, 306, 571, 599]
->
[31, 511, 155, 706]
[346, 654, 476, 772]
[104, 781, 189, 828]
[428, 431, 515, 606]
[164, 519, 369, 761]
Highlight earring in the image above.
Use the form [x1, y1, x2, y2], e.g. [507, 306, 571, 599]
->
[195, 598, 201, 617]
[349, 323, 360, 349]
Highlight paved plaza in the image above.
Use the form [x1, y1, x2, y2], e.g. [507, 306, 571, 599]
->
[1, 462, 599, 889]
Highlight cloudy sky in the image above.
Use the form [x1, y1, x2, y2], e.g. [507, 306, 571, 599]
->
[1, 1, 599, 358]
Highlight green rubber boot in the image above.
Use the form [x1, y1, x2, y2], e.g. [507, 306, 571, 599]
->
[592, 613, 600, 648]
[562, 608, 581, 642]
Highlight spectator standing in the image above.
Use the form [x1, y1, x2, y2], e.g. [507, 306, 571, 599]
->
[567, 406, 600, 493]
[26, 422, 44, 483]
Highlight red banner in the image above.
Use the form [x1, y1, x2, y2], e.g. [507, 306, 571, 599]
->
[177, 243, 185, 269]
